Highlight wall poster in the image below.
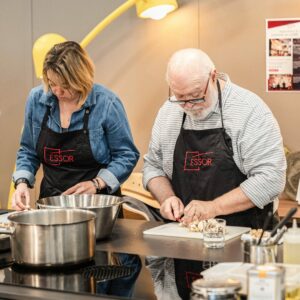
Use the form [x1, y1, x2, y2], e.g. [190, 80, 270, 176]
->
[266, 18, 300, 92]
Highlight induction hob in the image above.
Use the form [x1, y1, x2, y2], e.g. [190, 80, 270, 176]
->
[0, 246, 212, 300]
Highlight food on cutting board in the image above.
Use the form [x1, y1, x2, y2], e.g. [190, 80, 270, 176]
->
[179, 219, 227, 233]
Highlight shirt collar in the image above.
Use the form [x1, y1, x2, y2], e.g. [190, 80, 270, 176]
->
[211, 72, 231, 115]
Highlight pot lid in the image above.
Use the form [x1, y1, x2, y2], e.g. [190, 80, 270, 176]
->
[191, 278, 241, 296]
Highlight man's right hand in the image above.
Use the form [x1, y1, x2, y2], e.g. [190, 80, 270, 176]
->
[160, 196, 184, 221]
[12, 183, 30, 211]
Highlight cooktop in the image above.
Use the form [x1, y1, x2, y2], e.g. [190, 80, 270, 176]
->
[0, 246, 211, 300]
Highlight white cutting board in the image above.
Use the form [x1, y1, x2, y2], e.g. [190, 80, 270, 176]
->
[143, 222, 250, 241]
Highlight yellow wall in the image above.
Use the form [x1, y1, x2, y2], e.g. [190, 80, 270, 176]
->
[1, 0, 300, 208]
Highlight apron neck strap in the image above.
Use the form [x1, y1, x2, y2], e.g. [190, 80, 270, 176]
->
[83, 108, 90, 130]
[217, 79, 224, 129]
[181, 112, 187, 127]
[42, 106, 51, 128]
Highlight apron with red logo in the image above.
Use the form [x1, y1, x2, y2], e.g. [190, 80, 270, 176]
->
[171, 80, 273, 299]
[36, 106, 119, 198]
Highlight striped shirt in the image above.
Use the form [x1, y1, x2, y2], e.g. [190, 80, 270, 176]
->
[143, 73, 286, 209]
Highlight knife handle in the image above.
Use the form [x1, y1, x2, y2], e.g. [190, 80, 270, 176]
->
[270, 207, 298, 237]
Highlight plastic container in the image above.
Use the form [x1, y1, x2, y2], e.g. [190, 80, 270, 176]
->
[283, 219, 300, 264]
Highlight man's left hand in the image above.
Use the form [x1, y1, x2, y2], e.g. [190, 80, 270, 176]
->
[182, 200, 217, 225]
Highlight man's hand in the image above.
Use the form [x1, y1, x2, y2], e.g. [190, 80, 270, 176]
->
[12, 183, 30, 211]
[182, 200, 217, 225]
[160, 196, 184, 221]
[63, 180, 96, 195]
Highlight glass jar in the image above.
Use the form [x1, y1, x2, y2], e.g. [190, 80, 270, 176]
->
[190, 278, 241, 300]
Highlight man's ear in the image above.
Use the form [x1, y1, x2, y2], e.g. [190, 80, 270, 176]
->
[211, 69, 217, 82]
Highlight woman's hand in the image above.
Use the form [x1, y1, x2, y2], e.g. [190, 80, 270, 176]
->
[62, 180, 96, 195]
[160, 196, 184, 221]
[12, 183, 31, 211]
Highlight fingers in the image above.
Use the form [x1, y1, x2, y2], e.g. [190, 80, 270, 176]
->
[183, 200, 216, 225]
[63, 181, 96, 195]
[12, 185, 31, 211]
[160, 196, 184, 221]
[173, 201, 184, 220]
[183, 203, 197, 225]
[63, 184, 80, 195]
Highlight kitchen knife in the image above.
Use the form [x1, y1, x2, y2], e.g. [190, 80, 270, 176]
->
[269, 207, 298, 238]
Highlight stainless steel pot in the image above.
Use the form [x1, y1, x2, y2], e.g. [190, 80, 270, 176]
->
[36, 194, 124, 240]
[0, 209, 96, 267]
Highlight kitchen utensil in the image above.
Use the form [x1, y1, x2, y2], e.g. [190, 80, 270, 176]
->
[268, 207, 298, 241]
[272, 225, 287, 245]
[36, 194, 124, 240]
[249, 244, 277, 264]
[0, 209, 96, 267]
[257, 211, 273, 245]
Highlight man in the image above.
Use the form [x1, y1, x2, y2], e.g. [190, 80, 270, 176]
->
[143, 48, 286, 228]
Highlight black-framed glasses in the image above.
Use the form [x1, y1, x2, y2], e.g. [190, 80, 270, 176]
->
[168, 76, 210, 105]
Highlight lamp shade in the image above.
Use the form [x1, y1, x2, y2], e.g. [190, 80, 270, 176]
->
[136, 0, 178, 20]
[32, 33, 67, 79]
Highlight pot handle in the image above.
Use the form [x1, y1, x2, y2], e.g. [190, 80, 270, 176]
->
[0, 223, 14, 235]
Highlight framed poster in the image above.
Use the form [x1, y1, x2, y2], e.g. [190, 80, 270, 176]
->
[266, 18, 300, 92]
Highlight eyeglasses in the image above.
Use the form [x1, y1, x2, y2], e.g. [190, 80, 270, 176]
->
[168, 76, 210, 105]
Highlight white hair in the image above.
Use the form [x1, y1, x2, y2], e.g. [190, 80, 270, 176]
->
[166, 48, 215, 84]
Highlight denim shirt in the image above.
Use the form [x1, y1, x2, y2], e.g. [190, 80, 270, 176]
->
[13, 84, 140, 193]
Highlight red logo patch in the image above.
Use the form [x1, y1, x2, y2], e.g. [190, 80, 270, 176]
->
[184, 151, 213, 171]
[44, 147, 75, 166]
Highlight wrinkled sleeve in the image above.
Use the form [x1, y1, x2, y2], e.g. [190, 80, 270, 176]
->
[98, 98, 139, 193]
[239, 110, 286, 208]
[13, 91, 41, 186]
[143, 108, 167, 189]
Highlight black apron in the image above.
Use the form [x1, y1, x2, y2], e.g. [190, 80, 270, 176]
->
[171, 80, 273, 299]
[36, 106, 120, 198]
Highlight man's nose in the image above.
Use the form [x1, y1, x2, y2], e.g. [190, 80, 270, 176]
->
[183, 101, 194, 108]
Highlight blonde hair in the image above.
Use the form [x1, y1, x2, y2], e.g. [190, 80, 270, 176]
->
[42, 41, 94, 105]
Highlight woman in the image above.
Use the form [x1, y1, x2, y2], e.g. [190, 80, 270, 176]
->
[12, 41, 139, 210]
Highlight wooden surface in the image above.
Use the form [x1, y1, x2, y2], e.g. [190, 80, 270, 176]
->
[278, 198, 300, 219]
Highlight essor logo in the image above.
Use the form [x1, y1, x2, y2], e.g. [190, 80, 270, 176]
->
[184, 151, 213, 171]
[44, 147, 75, 166]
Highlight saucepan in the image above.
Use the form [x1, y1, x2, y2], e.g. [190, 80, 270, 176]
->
[0, 209, 96, 267]
[36, 194, 125, 240]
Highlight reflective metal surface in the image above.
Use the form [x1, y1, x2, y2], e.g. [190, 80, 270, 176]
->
[0, 251, 143, 299]
[8, 209, 96, 266]
[36, 194, 123, 240]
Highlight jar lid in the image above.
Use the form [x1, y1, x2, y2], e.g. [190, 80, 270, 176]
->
[191, 278, 241, 296]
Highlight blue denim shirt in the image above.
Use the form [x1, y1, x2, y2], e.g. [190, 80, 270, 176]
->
[13, 84, 140, 193]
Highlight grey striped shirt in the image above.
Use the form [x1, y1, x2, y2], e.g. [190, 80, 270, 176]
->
[143, 73, 286, 209]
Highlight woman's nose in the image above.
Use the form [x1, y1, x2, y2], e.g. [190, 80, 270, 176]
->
[53, 87, 64, 96]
